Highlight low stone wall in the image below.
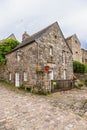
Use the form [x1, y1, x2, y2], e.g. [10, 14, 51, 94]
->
[75, 73, 87, 82]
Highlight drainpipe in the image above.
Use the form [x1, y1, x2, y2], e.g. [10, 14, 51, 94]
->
[35, 40, 39, 86]
[35, 40, 39, 68]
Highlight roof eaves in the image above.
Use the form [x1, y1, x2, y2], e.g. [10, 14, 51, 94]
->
[5, 40, 35, 55]
[56, 22, 73, 54]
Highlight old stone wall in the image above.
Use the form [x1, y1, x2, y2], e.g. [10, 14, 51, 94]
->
[66, 34, 82, 63]
[75, 73, 87, 82]
[36, 23, 73, 89]
[5, 42, 38, 86]
[4, 23, 73, 91]
[81, 48, 87, 64]
[0, 65, 6, 81]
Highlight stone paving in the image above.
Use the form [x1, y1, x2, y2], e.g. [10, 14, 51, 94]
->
[0, 84, 87, 130]
[46, 87, 87, 117]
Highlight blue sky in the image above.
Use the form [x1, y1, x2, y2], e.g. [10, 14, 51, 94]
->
[0, 0, 87, 49]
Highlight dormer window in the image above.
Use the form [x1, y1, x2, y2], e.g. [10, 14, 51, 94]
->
[50, 46, 53, 56]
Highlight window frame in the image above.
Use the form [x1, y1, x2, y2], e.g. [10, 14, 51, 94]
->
[24, 72, 28, 81]
[9, 73, 12, 81]
[16, 50, 22, 62]
[49, 46, 53, 56]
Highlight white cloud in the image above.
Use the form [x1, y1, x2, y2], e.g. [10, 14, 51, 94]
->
[0, 0, 87, 48]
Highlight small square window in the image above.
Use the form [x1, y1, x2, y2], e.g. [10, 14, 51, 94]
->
[54, 35, 57, 39]
[75, 40, 77, 43]
[76, 51, 78, 54]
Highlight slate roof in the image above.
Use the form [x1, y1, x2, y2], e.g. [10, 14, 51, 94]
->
[65, 34, 76, 41]
[0, 33, 17, 42]
[12, 22, 58, 52]
[7, 34, 17, 40]
[6, 21, 72, 54]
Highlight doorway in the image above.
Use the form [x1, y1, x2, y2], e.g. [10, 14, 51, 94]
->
[15, 73, 20, 87]
[49, 70, 54, 80]
[64, 70, 66, 80]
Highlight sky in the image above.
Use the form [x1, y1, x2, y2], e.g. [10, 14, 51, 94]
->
[0, 0, 87, 49]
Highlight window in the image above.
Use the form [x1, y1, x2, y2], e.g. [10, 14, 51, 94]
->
[9, 73, 11, 80]
[54, 35, 57, 39]
[64, 70, 66, 79]
[17, 55, 20, 61]
[24, 72, 28, 81]
[76, 51, 78, 54]
[15, 72, 20, 87]
[62, 50, 66, 64]
[50, 46, 53, 56]
[75, 40, 77, 43]
[17, 50, 21, 61]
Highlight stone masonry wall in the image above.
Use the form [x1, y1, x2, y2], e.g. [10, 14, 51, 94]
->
[5, 42, 38, 86]
[36, 23, 73, 89]
[66, 34, 82, 63]
[4, 23, 73, 91]
[0, 65, 6, 81]
[81, 48, 87, 64]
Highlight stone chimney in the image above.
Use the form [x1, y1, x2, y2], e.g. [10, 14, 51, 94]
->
[22, 31, 30, 42]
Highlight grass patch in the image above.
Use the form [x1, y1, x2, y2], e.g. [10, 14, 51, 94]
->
[0, 81, 51, 96]
[0, 81, 31, 95]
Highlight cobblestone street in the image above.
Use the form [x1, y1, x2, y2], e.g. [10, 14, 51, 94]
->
[0, 83, 87, 130]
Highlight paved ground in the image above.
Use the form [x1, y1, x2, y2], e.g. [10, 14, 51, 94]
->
[0, 83, 87, 130]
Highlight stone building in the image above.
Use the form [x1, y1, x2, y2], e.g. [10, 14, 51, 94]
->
[0, 33, 17, 42]
[0, 34, 17, 80]
[66, 34, 82, 63]
[81, 48, 87, 64]
[3, 22, 73, 91]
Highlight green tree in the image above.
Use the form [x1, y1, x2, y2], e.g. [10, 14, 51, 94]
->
[0, 38, 19, 64]
[73, 61, 85, 74]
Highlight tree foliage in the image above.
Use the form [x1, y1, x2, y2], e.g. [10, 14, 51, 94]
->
[73, 61, 85, 74]
[84, 64, 87, 73]
[0, 38, 19, 64]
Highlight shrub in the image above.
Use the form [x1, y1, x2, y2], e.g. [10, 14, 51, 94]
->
[0, 38, 19, 64]
[42, 89, 51, 95]
[32, 88, 51, 95]
[85, 79, 87, 82]
[84, 64, 87, 73]
[32, 88, 39, 94]
[73, 61, 85, 74]
[85, 79, 87, 86]
[19, 84, 24, 89]
[78, 82, 84, 87]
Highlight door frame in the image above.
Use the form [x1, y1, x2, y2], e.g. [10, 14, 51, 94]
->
[15, 72, 20, 87]
[49, 69, 54, 91]
[49, 69, 54, 81]
[64, 69, 66, 80]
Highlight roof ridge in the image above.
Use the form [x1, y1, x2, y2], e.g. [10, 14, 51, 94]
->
[66, 34, 76, 40]
[6, 21, 58, 54]
[22, 21, 57, 43]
